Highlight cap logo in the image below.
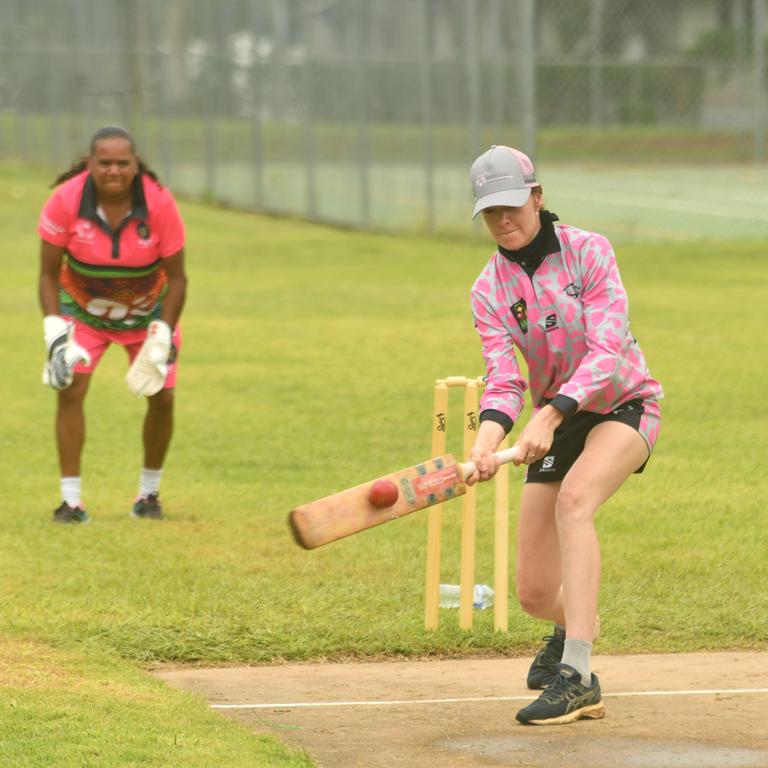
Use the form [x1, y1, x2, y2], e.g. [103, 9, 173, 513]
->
[473, 169, 536, 191]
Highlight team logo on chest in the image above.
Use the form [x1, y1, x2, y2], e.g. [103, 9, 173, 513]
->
[74, 220, 95, 243]
[510, 299, 528, 333]
[136, 221, 152, 246]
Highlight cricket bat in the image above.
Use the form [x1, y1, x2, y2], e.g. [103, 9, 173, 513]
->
[289, 446, 521, 549]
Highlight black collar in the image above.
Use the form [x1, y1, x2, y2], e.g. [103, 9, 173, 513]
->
[77, 174, 148, 221]
[498, 210, 560, 277]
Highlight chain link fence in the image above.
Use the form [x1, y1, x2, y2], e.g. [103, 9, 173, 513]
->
[1, 0, 766, 237]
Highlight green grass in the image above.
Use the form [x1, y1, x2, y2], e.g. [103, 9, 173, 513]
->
[1, 162, 766, 764]
[0, 639, 312, 768]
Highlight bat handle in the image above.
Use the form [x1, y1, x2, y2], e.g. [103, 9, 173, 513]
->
[458, 445, 521, 480]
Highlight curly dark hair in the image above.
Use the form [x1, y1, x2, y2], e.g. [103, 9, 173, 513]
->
[51, 125, 161, 187]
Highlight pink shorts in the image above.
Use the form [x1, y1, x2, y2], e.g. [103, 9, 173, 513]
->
[68, 318, 181, 389]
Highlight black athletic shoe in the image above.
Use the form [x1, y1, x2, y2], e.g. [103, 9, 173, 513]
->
[53, 501, 89, 524]
[132, 492, 163, 520]
[526, 625, 565, 690]
[516, 664, 605, 725]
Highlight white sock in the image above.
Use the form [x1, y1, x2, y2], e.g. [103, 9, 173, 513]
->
[561, 639, 592, 686]
[139, 468, 163, 498]
[61, 477, 82, 508]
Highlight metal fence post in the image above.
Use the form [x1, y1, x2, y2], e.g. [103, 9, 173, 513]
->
[519, 0, 536, 160]
[420, 0, 435, 233]
[489, 0, 506, 139]
[754, 0, 766, 162]
[465, 0, 481, 158]
[248, 1, 264, 210]
[303, 5, 317, 219]
[590, 0, 605, 127]
[356, 0, 370, 228]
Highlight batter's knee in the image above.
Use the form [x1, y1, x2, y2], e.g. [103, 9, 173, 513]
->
[555, 486, 595, 527]
[516, 582, 558, 619]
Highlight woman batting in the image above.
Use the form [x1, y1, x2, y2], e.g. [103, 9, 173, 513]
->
[466, 145, 663, 725]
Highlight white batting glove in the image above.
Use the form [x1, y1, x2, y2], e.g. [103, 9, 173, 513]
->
[42, 315, 91, 390]
[125, 320, 172, 397]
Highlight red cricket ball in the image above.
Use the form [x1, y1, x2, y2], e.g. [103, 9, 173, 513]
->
[368, 479, 399, 508]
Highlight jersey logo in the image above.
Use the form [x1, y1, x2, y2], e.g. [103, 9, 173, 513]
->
[74, 220, 95, 243]
[564, 282, 581, 298]
[544, 313, 558, 332]
[136, 221, 152, 247]
[510, 299, 528, 333]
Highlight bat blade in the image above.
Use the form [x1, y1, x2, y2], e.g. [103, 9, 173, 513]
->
[289, 454, 465, 549]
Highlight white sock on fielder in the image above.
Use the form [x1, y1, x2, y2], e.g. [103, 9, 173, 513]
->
[61, 476, 82, 508]
[139, 468, 163, 498]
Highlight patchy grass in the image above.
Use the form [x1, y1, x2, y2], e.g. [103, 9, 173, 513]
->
[1, 162, 766, 763]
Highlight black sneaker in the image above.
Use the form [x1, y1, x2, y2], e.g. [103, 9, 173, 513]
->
[132, 492, 163, 520]
[526, 625, 565, 690]
[516, 664, 605, 725]
[53, 501, 89, 524]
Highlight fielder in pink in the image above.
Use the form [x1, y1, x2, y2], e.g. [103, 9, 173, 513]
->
[465, 145, 663, 726]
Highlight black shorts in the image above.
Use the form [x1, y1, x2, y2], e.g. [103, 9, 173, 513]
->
[525, 398, 659, 484]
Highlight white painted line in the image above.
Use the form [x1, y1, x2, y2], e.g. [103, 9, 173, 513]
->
[211, 688, 768, 710]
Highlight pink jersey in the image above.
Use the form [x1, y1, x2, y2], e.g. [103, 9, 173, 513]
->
[38, 171, 185, 330]
[471, 223, 663, 425]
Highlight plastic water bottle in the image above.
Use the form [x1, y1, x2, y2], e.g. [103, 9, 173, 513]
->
[473, 584, 495, 610]
[438, 584, 461, 608]
[439, 584, 495, 609]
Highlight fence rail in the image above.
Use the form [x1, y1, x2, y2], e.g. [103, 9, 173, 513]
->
[1, 0, 766, 236]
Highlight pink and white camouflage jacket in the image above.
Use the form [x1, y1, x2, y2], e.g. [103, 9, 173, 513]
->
[471, 222, 663, 427]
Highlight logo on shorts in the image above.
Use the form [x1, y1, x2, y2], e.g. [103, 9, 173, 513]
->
[541, 455, 555, 471]
[510, 299, 528, 333]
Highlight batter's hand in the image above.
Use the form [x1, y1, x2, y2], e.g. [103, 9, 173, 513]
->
[42, 315, 91, 390]
[512, 404, 564, 465]
[464, 444, 501, 486]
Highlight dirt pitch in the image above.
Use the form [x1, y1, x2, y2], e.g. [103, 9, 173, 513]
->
[156, 652, 768, 767]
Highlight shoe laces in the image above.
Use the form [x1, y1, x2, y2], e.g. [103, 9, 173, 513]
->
[539, 666, 586, 704]
[538, 632, 564, 664]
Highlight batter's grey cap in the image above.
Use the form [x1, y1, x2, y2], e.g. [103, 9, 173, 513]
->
[470, 145, 538, 219]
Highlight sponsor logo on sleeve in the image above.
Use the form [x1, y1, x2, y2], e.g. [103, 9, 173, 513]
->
[40, 213, 66, 237]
